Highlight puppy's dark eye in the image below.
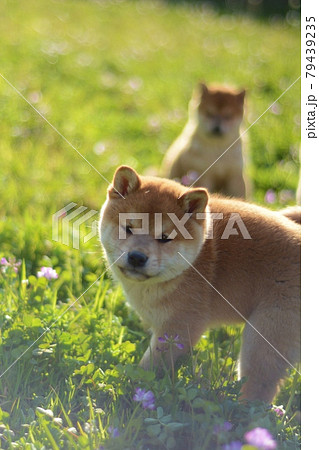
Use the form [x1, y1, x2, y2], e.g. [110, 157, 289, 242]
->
[126, 226, 133, 235]
[158, 234, 171, 244]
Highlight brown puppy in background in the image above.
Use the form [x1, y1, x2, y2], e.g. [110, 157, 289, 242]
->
[161, 83, 247, 197]
[99, 166, 300, 403]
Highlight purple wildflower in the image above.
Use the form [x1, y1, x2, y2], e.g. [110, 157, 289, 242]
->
[157, 334, 184, 350]
[264, 189, 276, 204]
[107, 426, 120, 438]
[272, 405, 285, 417]
[181, 175, 190, 186]
[244, 427, 277, 450]
[270, 103, 281, 116]
[37, 266, 59, 280]
[133, 388, 156, 410]
[0, 257, 21, 273]
[214, 421, 233, 433]
[181, 170, 199, 186]
[222, 441, 242, 450]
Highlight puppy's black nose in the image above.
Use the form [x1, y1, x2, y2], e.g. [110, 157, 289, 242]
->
[128, 251, 148, 268]
[212, 125, 222, 135]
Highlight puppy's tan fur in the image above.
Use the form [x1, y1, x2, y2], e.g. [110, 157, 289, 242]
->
[161, 83, 247, 197]
[99, 166, 300, 403]
[280, 206, 301, 225]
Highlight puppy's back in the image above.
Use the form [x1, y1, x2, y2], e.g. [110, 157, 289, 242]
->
[200, 197, 300, 319]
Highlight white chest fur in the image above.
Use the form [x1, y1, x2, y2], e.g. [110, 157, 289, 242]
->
[121, 278, 177, 329]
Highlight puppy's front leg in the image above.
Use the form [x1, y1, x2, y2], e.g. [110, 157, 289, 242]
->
[226, 173, 246, 198]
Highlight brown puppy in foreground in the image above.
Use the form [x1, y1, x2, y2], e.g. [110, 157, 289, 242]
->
[99, 166, 300, 403]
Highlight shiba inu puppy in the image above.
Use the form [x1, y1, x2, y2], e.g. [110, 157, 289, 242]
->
[161, 83, 247, 197]
[99, 166, 300, 403]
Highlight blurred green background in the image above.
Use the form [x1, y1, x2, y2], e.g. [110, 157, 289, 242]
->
[0, 0, 300, 222]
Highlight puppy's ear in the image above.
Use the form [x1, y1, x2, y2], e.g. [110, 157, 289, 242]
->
[178, 188, 209, 214]
[190, 82, 208, 110]
[237, 89, 246, 102]
[108, 166, 141, 198]
[198, 82, 209, 97]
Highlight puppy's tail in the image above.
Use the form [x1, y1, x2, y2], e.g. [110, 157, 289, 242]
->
[279, 206, 301, 225]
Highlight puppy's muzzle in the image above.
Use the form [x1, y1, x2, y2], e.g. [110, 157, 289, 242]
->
[212, 124, 222, 136]
[127, 251, 149, 268]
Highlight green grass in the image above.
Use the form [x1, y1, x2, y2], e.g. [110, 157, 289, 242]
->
[0, 0, 300, 448]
